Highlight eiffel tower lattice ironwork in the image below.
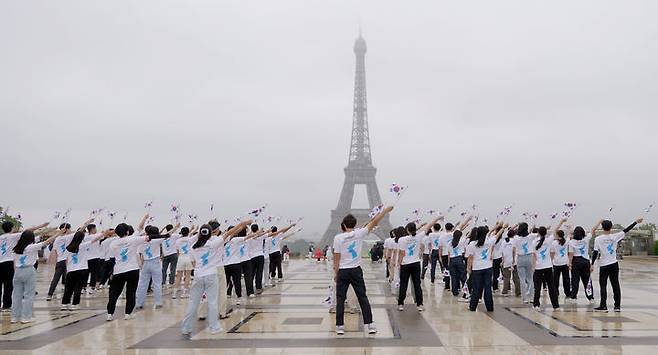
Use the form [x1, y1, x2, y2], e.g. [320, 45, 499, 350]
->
[320, 33, 392, 246]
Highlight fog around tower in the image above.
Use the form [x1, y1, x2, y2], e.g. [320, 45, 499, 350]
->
[2, 1, 657, 240]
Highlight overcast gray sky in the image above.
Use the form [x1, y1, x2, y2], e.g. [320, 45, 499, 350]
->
[2, 0, 657, 239]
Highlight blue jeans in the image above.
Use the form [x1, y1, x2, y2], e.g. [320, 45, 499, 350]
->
[516, 254, 534, 302]
[181, 274, 220, 334]
[12, 267, 36, 320]
[469, 267, 493, 311]
[136, 259, 162, 307]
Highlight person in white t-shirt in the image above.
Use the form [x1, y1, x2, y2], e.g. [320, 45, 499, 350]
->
[531, 221, 566, 311]
[181, 220, 251, 338]
[161, 224, 181, 288]
[396, 215, 443, 312]
[61, 229, 111, 311]
[223, 224, 270, 303]
[383, 230, 396, 282]
[10, 227, 62, 323]
[247, 224, 268, 295]
[47, 219, 93, 301]
[567, 225, 595, 302]
[135, 223, 179, 310]
[591, 217, 643, 312]
[172, 226, 197, 299]
[332, 205, 393, 335]
[550, 229, 570, 300]
[512, 222, 537, 304]
[267, 224, 296, 283]
[443, 216, 473, 299]
[427, 224, 443, 285]
[420, 229, 432, 280]
[437, 224, 456, 290]
[465, 224, 503, 312]
[501, 229, 519, 296]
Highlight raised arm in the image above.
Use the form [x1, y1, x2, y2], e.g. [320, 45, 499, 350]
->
[223, 220, 253, 239]
[271, 223, 296, 237]
[419, 215, 444, 234]
[366, 206, 394, 233]
[25, 222, 50, 232]
[137, 214, 149, 232]
[552, 218, 567, 236]
[623, 217, 643, 234]
[77, 218, 95, 232]
[457, 215, 472, 231]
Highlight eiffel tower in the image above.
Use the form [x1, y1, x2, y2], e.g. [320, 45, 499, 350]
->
[320, 33, 392, 246]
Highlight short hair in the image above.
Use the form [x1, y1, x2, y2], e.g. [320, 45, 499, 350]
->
[342, 214, 357, 229]
[445, 223, 454, 231]
[59, 223, 71, 230]
[251, 224, 259, 233]
[2, 221, 14, 233]
[209, 220, 221, 231]
[601, 220, 613, 231]
[165, 224, 174, 231]
[144, 225, 159, 236]
[86, 224, 97, 232]
[433, 223, 441, 232]
[180, 227, 190, 236]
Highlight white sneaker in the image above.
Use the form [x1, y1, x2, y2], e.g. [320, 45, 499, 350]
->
[60, 305, 68, 311]
[124, 313, 135, 320]
[533, 306, 541, 311]
[236, 299, 242, 306]
[69, 305, 79, 311]
[336, 325, 345, 335]
[10, 318, 17, 324]
[367, 323, 377, 334]
[209, 327, 223, 334]
[398, 305, 404, 311]
[172, 290, 178, 299]
[87, 289, 95, 296]
[21, 318, 36, 324]
[106, 314, 114, 321]
[417, 305, 425, 312]
[248, 294, 255, 299]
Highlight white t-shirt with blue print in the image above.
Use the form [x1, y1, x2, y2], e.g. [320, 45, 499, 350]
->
[333, 227, 368, 270]
[191, 237, 224, 277]
[14, 242, 45, 268]
[532, 235, 555, 270]
[465, 237, 495, 271]
[66, 240, 95, 272]
[551, 239, 569, 266]
[568, 234, 593, 260]
[139, 239, 164, 261]
[109, 235, 148, 275]
[593, 232, 625, 267]
[397, 234, 422, 265]
[0, 232, 21, 263]
[513, 234, 537, 256]
[223, 236, 247, 266]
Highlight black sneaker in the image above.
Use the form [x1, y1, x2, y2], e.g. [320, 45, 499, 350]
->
[593, 306, 608, 313]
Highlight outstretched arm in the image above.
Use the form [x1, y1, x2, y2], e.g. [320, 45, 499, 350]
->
[457, 215, 472, 231]
[591, 219, 602, 237]
[419, 215, 444, 234]
[623, 217, 643, 234]
[272, 223, 296, 237]
[552, 218, 567, 236]
[25, 222, 50, 232]
[137, 214, 149, 232]
[366, 206, 394, 233]
[223, 220, 253, 241]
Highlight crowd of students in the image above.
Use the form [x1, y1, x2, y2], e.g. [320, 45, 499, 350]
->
[0, 213, 298, 335]
[0, 206, 645, 337]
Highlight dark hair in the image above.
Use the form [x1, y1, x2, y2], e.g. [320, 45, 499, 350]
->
[180, 227, 190, 237]
[468, 227, 478, 242]
[445, 223, 454, 231]
[144, 225, 159, 236]
[535, 226, 548, 250]
[127, 225, 135, 236]
[271, 226, 278, 233]
[342, 214, 357, 229]
[66, 231, 86, 254]
[251, 224, 259, 233]
[451, 230, 463, 248]
[601, 220, 613, 231]
[209, 220, 221, 231]
[505, 229, 516, 242]
[433, 223, 441, 232]
[165, 224, 174, 232]
[517, 223, 529, 237]
[114, 223, 129, 237]
[394, 226, 405, 243]
[59, 223, 71, 231]
[475, 226, 488, 247]
[86, 224, 97, 233]
[556, 230, 566, 245]
[193, 224, 213, 249]
[13, 230, 35, 254]
[573, 226, 586, 240]
[389, 229, 395, 238]
[405, 222, 417, 236]
[531, 227, 539, 234]
[237, 226, 247, 237]
[2, 221, 14, 233]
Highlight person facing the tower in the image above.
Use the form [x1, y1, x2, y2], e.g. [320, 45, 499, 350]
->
[333, 205, 394, 336]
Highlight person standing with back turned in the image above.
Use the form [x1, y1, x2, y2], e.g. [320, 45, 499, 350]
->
[333, 205, 393, 336]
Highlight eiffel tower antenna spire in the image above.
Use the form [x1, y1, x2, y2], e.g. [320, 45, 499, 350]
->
[320, 32, 391, 246]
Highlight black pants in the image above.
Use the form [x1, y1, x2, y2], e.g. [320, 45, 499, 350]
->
[107, 270, 139, 315]
[421, 254, 430, 279]
[449, 256, 466, 296]
[0, 261, 14, 309]
[269, 251, 282, 279]
[553, 264, 571, 298]
[87, 258, 102, 288]
[48, 260, 67, 297]
[470, 267, 493, 311]
[492, 258, 502, 290]
[570, 256, 594, 300]
[100, 258, 115, 286]
[429, 250, 439, 283]
[251, 255, 265, 291]
[386, 259, 390, 279]
[335, 266, 373, 326]
[225, 263, 243, 298]
[398, 262, 423, 306]
[533, 268, 559, 308]
[441, 255, 451, 289]
[241, 260, 255, 296]
[162, 254, 178, 285]
[599, 262, 621, 308]
[62, 269, 88, 305]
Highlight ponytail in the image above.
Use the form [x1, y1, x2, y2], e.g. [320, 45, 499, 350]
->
[535, 226, 547, 250]
[193, 225, 212, 249]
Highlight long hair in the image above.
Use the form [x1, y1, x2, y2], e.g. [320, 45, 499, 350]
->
[505, 229, 516, 242]
[556, 230, 566, 246]
[193, 224, 213, 249]
[535, 226, 548, 250]
[517, 223, 529, 237]
[475, 226, 488, 247]
[394, 226, 405, 243]
[573, 226, 586, 240]
[13, 230, 35, 254]
[405, 222, 417, 237]
[451, 230, 463, 248]
[66, 231, 86, 254]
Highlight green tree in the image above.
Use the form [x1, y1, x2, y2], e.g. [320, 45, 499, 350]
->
[0, 206, 22, 234]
